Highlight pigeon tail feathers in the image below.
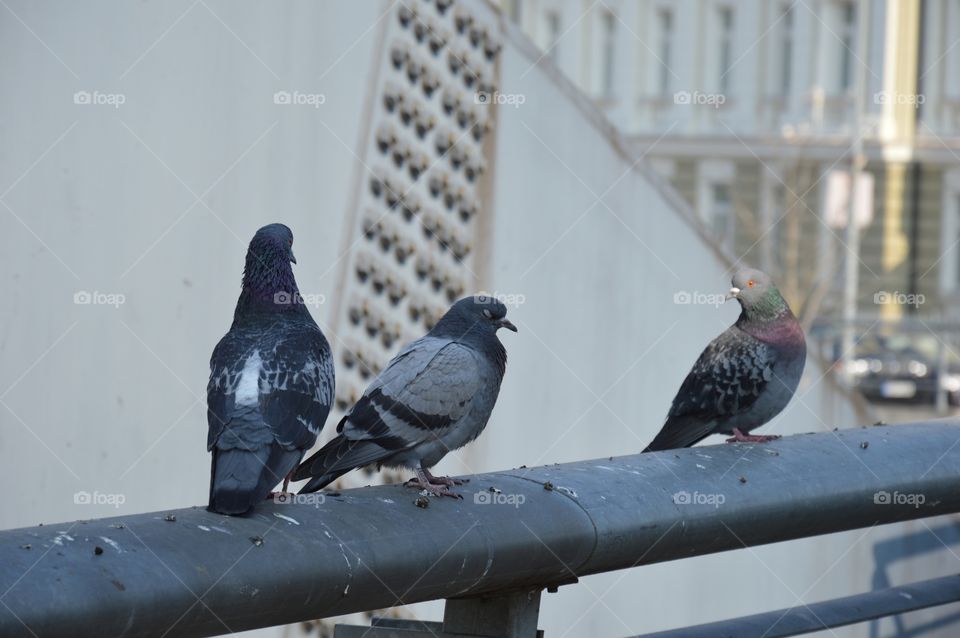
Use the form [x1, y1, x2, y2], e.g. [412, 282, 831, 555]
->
[208, 444, 299, 515]
[294, 436, 395, 493]
[642, 416, 718, 453]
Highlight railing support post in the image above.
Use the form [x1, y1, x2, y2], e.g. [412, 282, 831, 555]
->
[444, 589, 543, 637]
[334, 589, 545, 638]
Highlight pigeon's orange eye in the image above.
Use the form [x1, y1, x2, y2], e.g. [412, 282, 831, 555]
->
[747, 280, 756, 288]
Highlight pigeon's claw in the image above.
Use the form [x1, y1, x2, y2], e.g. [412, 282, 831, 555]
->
[404, 476, 463, 498]
[725, 428, 782, 444]
[407, 465, 464, 497]
[421, 466, 468, 486]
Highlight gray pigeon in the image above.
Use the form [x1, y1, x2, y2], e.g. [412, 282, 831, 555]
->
[643, 267, 806, 452]
[206, 224, 334, 515]
[293, 295, 516, 498]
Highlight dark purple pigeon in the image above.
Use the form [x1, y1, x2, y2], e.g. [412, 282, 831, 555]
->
[206, 224, 334, 514]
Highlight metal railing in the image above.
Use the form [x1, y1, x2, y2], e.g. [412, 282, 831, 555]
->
[1, 421, 959, 638]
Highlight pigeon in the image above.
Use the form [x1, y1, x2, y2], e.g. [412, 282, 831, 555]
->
[293, 295, 517, 498]
[206, 223, 334, 515]
[643, 267, 806, 452]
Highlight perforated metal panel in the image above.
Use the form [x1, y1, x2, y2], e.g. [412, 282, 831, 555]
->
[334, 0, 501, 416]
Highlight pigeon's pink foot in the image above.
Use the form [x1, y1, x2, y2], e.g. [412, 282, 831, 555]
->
[421, 467, 468, 487]
[405, 465, 464, 498]
[404, 476, 462, 498]
[725, 428, 781, 444]
[266, 491, 294, 500]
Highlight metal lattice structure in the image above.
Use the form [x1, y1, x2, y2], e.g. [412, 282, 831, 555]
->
[333, 0, 499, 415]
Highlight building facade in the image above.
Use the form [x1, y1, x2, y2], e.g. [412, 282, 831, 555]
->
[502, 0, 960, 322]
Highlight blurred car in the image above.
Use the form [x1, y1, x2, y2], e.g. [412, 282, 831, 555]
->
[847, 334, 960, 405]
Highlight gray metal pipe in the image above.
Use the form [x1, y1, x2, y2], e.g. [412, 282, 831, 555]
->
[631, 573, 960, 638]
[1, 421, 959, 637]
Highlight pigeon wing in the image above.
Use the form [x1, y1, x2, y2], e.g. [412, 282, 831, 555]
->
[644, 327, 774, 451]
[258, 322, 335, 450]
[339, 336, 485, 448]
[207, 321, 333, 452]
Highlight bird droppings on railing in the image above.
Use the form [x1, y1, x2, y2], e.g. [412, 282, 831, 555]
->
[51, 532, 74, 546]
[273, 513, 301, 526]
[98, 536, 122, 553]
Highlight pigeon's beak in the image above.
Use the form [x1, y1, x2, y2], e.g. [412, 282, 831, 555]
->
[289, 248, 297, 264]
[496, 318, 518, 332]
[725, 287, 740, 302]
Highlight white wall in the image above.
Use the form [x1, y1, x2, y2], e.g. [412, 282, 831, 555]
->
[0, 1, 955, 637]
[0, 0, 385, 525]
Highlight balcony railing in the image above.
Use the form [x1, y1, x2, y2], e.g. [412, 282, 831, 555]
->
[1, 421, 959, 637]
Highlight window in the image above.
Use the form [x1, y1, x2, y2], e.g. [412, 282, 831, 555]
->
[711, 183, 734, 248]
[601, 11, 617, 97]
[656, 9, 673, 95]
[657, 8, 673, 95]
[717, 7, 734, 93]
[839, 1, 856, 91]
[780, 3, 793, 96]
[773, 184, 790, 271]
[545, 10, 561, 61]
